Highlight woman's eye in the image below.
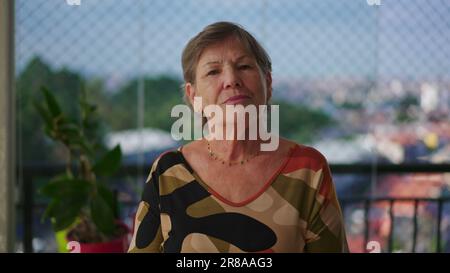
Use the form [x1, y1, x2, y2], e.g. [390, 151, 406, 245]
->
[238, 65, 251, 70]
[207, 70, 219, 76]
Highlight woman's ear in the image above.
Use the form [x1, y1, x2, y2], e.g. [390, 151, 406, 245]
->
[185, 82, 196, 107]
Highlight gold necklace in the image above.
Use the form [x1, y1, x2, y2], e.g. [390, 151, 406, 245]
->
[207, 141, 260, 166]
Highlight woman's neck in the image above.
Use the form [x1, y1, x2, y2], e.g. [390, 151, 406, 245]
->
[204, 138, 262, 163]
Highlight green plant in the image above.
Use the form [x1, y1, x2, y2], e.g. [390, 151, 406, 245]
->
[34, 86, 123, 242]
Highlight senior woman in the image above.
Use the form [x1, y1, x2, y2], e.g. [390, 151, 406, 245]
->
[128, 22, 348, 253]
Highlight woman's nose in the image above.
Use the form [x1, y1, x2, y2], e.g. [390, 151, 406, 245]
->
[223, 67, 242, 89]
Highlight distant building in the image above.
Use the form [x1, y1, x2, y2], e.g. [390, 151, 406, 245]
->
[105, 128, 179, 165]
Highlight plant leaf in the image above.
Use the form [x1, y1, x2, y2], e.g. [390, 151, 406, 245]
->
[59, 123, 83, 145]
[92, 145, 122, 176]
[97, 183, 117, 218]
[68, 137, 93, 156]
[33, 100, 53, 130]
[43, 182, 90, 231]
[44, 199, 80, 231]
[40, 178, 91, 198]
[41, 86, 62, 118]
[59, 123, 80, 135]
[90, 193, 115, 235]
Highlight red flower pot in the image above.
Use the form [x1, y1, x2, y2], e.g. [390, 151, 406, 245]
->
[66, 221, 131, 253]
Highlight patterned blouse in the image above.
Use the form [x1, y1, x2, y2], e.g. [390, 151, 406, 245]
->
[128, 144, 348, 253]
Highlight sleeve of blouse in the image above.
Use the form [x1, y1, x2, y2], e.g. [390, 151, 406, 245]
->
[128, 160, 164, 253]
[304, 158, 349, 253]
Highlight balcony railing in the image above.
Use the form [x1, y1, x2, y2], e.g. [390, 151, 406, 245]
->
[340, 196, 450, 253]
[18, 162, 450, 253]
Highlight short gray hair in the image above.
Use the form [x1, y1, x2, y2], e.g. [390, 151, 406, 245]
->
[181, 21, 272, 107]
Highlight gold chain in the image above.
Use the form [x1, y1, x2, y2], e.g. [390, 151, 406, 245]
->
[207, 141, 260, 166]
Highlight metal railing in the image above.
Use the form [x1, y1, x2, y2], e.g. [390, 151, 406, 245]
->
[18, 162, 450, 253]
[340, 196, 450, 253]
[331, 164, 450, 253]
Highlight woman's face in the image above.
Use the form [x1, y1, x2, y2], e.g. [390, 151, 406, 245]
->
[185, 36, 272, 113]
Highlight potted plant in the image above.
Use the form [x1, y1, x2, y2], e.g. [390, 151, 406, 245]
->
[34, 86, 129, 253]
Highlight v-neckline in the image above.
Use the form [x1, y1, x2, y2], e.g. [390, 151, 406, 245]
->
[177, 144, 297, 207]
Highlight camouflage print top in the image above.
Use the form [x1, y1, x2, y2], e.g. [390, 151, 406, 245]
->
[128, 144, 349, 253]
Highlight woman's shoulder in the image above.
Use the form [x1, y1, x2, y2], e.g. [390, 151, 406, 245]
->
[179, 139, 204, 154]
[149, 140, 203, 171]
[148, 147, 185, 173]
[281, 138, 330, 171]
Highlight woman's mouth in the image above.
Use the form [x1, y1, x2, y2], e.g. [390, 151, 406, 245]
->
[223, 95, 251, 105]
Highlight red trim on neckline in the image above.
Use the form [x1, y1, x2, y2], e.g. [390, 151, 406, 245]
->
[179, 144, 298, 207]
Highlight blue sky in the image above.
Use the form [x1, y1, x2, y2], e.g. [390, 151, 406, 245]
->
[15, 0, 450, 81]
